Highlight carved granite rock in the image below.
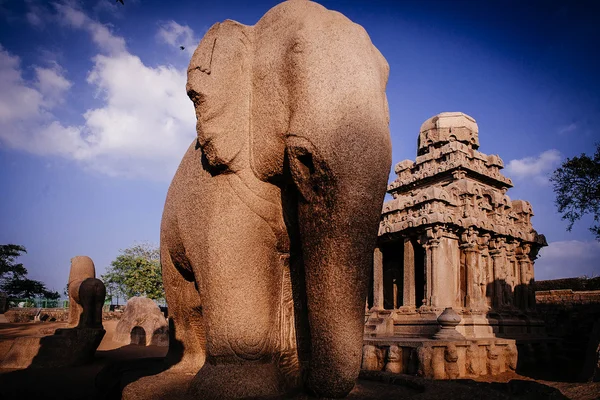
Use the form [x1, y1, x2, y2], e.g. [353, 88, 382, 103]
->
[159, 0, 391, 398]
[113, 297, 168, 346]
[384, 345, 403, 373]
[68, 256, 105, 329]
[0, 256, 105, 369]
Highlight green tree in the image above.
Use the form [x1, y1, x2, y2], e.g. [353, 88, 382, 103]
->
[0, 244, 60, 300]
[550, 143, 600, 239]
[2, 278, 60, 299]
[0, 244, 27, 281]
[102, 242, 164, 302]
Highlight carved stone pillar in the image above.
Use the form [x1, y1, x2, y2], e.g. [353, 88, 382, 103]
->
[515, 244, 530, 310]
[504, 241, 517, 308]
[478, 234, 492, 310]
[460, 228, 480, 310]
[489, 237, 506, 309]
[372, 247, 384, 310]
[403, 238, 416, 307]
[421, 227, 442, 307]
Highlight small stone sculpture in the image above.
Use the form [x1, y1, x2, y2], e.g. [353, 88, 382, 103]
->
[444, 344, 460, 379]
[384, 345, 403, 373]
[361, 345, 384, 371]
[113, 297, 168, 346]
[466, 342, 482, 376]
[486, 344, 502, 375]
[504, 343, 518, 371]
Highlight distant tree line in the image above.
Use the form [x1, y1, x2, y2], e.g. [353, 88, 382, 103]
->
[102, 242, 164, 304]
[535, 276, 600, 292]
[0, 244, 60, 300]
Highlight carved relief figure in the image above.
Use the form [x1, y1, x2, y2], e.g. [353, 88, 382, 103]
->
[385, 345, 403, 373]
[362, 345, 384, 371]
[444, 344, 460, 379]
[160, 1, 391, 398]
[486, 344, 502, 375]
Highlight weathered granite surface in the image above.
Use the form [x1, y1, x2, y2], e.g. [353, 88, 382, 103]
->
[68, 256, 106, 329]
[113, 297, 168, 347]
[0, 256, 106, 369]
[0, 328, 105, 369]
[157, 0, 391, 398]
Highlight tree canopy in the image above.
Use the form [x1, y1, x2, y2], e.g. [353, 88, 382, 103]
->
[0, 244, 60, 300]
[550, 143, 600, 240]
[102, 243, 164, 303]
[0, 244, 27, 280]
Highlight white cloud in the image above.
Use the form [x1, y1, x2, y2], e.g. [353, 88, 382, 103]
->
[0, 45, 47, 124]
[535, 240, 600, 280]
[55, 3, 126, 55]
[0, 45, 87, 156]
[0, 4, 197, 181]
[558, 123, 577, 135]
[504, 149, 562, 185]
[156, 21, 199, 57]
[34, 63, 72, 106]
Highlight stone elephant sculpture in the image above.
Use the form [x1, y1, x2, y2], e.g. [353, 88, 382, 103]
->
[161, 1, 391, 398]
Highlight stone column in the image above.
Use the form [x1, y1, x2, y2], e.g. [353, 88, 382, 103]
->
[462, 247, 480, 309]
[403, 238, 416, 307]
[478, 234, 492, 310]
[460, 228, 479, 310]
[504, 241, 516, 308]
[516, 243, 535, 311]
[423, 242, 433, 307]
[517, 254, 530, 310]
[422, 227, 442, 307]
[489, 238, 506, 309]
[372, 247, 384, 310]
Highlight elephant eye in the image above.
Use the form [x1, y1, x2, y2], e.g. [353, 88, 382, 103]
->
[297, 153, 315, 176]
[187, 89, 205, 105]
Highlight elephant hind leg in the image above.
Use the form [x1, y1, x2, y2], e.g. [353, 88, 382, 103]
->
[162, 246, 206, 372]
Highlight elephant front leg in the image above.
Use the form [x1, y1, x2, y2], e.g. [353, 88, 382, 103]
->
[161, 247, 206, 372]
[186, 189, 291, 399]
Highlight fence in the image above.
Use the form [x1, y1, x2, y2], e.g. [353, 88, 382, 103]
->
[8, 298, 67, 309]
[8, 298, 112, 309]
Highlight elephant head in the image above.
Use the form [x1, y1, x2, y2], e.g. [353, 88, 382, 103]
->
[179, 1, 391, 397]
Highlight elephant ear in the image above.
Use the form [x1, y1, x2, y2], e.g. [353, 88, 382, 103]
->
[187, 20, 253, 171]
[189, 22, 220, 75]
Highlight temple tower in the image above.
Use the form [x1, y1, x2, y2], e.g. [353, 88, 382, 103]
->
[363, 112, 552, 379]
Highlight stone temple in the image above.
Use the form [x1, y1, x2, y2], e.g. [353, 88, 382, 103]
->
[363, 112, 551, 379]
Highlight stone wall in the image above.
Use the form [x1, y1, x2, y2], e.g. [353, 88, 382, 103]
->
[535, 289, 600, 381]
[536, 289, 600, 305]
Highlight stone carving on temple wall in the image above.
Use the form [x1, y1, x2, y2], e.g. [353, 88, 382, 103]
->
[362, 345, 385, 371]
[384, 345, 403, 373]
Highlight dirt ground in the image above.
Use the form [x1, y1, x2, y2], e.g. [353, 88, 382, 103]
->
[0, 320, 167, 359]
[0, 320, 598, 400]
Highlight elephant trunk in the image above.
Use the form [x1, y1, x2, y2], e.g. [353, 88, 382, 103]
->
[299, 206, 377, 397]
[286, 132, 390, 397]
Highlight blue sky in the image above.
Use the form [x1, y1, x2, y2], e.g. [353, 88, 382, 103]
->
[0, 0, 599, 293]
